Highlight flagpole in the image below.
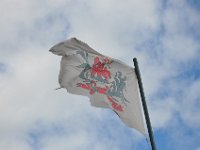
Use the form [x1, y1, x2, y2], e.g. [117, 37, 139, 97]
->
[133, 58, 156, 150]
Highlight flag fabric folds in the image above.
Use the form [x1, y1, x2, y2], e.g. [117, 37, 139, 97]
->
[50, 37, 146, 135]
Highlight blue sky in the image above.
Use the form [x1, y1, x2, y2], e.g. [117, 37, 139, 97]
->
[0, 0, 200, 150]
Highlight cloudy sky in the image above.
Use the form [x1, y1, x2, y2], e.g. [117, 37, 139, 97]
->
[0, 0, 200, 150]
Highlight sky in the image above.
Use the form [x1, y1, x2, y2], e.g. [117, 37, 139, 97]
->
[0, 0, 200, 150]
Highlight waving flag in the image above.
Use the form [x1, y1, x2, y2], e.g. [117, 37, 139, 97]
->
[50, 38, 146, 135]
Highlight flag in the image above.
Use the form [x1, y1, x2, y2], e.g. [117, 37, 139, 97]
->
[50, 37, 146, 135]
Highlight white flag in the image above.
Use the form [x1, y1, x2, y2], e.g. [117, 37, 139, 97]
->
[50, 38, 146, 135]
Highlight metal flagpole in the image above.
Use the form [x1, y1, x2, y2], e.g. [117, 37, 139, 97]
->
[133, 58, 156, 150]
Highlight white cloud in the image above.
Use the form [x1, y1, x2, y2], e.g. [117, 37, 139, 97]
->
[150, 98, 177, 128]
[0, 137, 31, 150]
[0, 0, 200, 149]
[178, 79, 200, 128]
